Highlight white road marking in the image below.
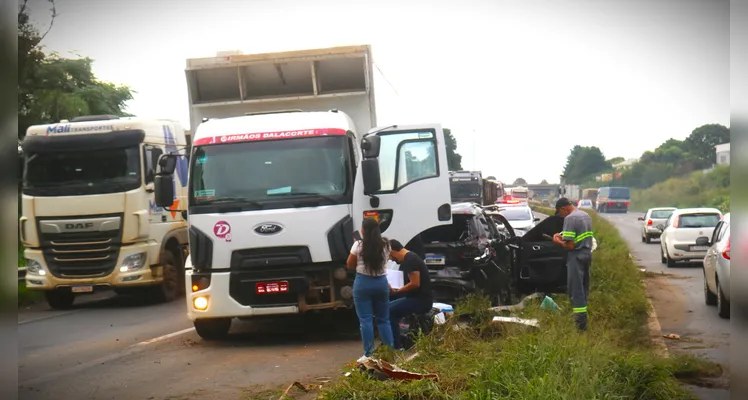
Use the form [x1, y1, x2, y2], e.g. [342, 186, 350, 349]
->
[134, 327, 195, 346]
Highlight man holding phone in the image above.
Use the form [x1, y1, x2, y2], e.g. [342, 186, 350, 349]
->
[551, 197, 594, 332]
[387, 239, 433, 350]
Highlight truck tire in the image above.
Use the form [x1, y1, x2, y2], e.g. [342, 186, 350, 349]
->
[194, 318, 231, 340]
[45, 289, 75, 310]
[152, 251, 181, 303]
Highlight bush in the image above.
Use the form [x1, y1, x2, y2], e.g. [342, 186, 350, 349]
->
[319, 207, 710, 399]
[631, 165, 730, 213]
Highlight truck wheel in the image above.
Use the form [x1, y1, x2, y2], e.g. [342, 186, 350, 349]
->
[153, 251, 181, 303]
[45, 289, 75, 310]
[194, 318, 231, 340]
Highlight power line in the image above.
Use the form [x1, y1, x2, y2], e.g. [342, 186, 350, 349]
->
[373, 61, 400, 97]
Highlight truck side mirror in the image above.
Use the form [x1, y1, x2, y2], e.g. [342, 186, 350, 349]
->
[361, 158, 381, 195]
[361, 135, 381, 159]
[159, 154, 178, 175]
[154, 175, 175, 207]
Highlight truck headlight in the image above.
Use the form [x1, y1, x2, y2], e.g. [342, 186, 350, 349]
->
[25, 259, 46, 276]
[120, 253, 147, 272]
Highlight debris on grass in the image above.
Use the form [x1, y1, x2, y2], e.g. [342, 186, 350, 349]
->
[491, 316, 540, 328]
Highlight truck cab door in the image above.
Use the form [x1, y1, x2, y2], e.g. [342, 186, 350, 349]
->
[352, 124, 452, 246]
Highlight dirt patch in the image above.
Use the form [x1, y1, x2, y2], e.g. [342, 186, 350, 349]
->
[641, 270, 692, 280]
[646, 276, 689, 330]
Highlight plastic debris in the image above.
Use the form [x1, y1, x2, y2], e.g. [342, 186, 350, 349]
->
[434, 312, 447, 325]
[492, 316, 540, 328]
[540, 295, 560, 312]
[489, 292, 544, 312]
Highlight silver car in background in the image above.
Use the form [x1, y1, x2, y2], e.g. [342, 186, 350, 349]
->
[638, 207, 676, 244]
[701, 212, 731, 318]
[497, 205, 540, 237]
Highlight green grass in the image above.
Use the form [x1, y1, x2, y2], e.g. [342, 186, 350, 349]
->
[318, 207, 720, 399]
[18, 282, 43, 307]
[631, 165, 730, 213]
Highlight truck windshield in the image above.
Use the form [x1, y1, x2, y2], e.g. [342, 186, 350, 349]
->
[450, 182, 481, 200]
[512, 191, 528, 199]
[609, 187, 630, 199]
[23, 146, 141, 196]
[190, 136, 350, 209]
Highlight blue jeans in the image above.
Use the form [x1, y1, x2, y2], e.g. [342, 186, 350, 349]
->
[353, 274, 394, 356]
[389, 296, 433, 349]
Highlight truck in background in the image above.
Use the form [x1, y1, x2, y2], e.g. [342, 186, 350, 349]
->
[449, 171, 483, 204]
[563, 184, 580, 202]
[20, 116, 190, 309]
[596, 186, 631, 213]
[154, 45, 453, 339]
[509, 186, 529, 204]
[582, 188, 598, 204]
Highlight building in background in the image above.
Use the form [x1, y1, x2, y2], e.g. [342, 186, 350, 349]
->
[715, 143, 730, 165]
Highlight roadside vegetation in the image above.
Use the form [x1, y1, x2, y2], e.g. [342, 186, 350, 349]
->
[319, 206, 720, 399]
[631, 165, 730, 213]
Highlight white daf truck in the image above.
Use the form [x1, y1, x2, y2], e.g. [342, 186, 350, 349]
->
[20, 116, 190, 309]
[153, 45, 453, 339]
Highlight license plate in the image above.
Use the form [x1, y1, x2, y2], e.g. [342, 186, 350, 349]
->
[71, 285, 93, 293]
[425, 254, 445, 266]
[690, 246, 709, 251]
[256, 281, 289, 295]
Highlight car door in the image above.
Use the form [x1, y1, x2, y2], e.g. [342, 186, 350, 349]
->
[514, 214, 567, 293]
[704, 220, 725, 292]
[352, 124, 452, 246]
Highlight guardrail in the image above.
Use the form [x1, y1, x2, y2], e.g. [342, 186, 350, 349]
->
[18, 267, 26, 282]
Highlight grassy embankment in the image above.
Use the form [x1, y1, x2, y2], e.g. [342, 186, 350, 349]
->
[630, 165, 730, 213]
[318, 206, 720, 400]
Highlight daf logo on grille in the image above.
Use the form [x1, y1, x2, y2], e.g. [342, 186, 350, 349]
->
[254, 223, 283, 235]
[65, 222, 94, 230]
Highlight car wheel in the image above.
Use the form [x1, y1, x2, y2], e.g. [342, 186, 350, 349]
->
[704, 269, 717, 306]
[194, 318, 232, 340]
[645, 234, 652, 244]
[44, 289, 75, 310]
[660, 247, 667, 264]
[717, 279, 730, 319]
[666, 252, 676, 268]
[641, 234, 646, 243]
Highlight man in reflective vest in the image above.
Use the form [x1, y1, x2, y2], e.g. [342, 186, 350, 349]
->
[552, 197, 594, 332]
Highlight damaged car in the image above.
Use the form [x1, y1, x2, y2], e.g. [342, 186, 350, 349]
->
[419, 203, 570, 306]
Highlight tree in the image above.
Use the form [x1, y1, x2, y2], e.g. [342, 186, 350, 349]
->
[562, 145, 611, 183]
[18, 1, 134, 140]
[684, 124, 730, 168]
[513, 178, 527, 185]
[540, 179, 549, 184]
[443, 128, 463, 171]
[607, 157, 625, 165]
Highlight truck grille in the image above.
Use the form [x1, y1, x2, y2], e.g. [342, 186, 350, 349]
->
[38, 217, 123, 278]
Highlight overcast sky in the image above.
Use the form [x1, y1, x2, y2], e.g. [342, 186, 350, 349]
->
[27, 0, 729, 184]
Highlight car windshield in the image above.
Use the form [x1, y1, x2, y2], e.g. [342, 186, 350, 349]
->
[651, 209, 674, 219]
[580, 200, 592, 205]
[678, 213, 721, 228]
[450, 182, 481, 199]
[23, 146, 141, 195]
[609, 187, 630, 199]
[190, 136, 350, 207]
[499, 208, 532, 221]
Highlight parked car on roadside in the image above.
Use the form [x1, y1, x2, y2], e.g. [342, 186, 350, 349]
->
[638, 207, 677, 244]
[702, 213, 730, 318]
[419, 203, 570, 306]
[658, 208, 723, 268]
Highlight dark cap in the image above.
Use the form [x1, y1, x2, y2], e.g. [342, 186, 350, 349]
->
[555, 197, 573, 211]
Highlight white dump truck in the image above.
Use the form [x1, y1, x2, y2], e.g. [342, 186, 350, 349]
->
[154, 45, 454, 339]
[20, 116, 190, 309]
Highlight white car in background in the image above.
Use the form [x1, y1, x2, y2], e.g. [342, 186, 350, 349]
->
[578, 199, 594, 209]
[638, 207, 677, 244]
[497, 205, 540, 236]
[658, 208, 723, 268]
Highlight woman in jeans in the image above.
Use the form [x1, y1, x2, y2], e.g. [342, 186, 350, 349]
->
[346, 217, 394, 359]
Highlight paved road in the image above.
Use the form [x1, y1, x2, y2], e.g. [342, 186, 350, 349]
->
[19, 291, 362, 399]
[599, 211, 730, 399]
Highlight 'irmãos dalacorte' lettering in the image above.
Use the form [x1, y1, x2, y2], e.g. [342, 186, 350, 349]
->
[192, 128, 347, 145]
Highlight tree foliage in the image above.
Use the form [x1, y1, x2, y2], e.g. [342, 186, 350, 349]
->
[443, 128, 463, 171]
[18, 1, 134, 139]
[562, 145, 611, 183]
[513, 178, 527, 185]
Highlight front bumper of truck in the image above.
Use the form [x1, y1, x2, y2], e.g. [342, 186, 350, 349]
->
[23, 243, 164, 291]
